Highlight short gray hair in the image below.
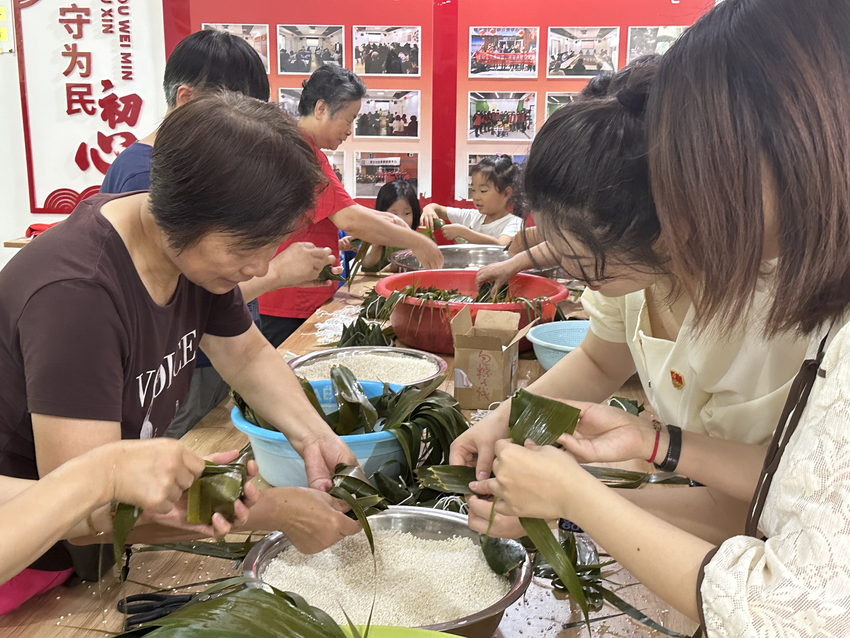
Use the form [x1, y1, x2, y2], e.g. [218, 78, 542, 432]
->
[298, 64, 367, 117]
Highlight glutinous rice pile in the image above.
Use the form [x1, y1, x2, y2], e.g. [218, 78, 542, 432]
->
[262, 529, 510, 627]
[296, 353, 439, 385]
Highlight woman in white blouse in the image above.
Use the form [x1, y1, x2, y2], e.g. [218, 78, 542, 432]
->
[455, 54, 808, 541]
[457, 0, 850, 634]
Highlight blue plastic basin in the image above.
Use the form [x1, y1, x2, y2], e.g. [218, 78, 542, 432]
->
[231, 380, 405, 487]
[526, 320, 591, 371]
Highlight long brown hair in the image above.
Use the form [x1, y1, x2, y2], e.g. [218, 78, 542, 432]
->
[648, 0, 850, 337]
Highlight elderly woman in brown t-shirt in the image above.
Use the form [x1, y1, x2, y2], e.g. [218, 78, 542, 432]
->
[0, 92, 360, 611]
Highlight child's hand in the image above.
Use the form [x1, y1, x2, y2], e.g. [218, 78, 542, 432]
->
[472, 439, 582, 521]
[440, 224, 467, 241]
[476, 260, 519, 289]
[420, 205, 440, 230]
[339, 236, 354, 252]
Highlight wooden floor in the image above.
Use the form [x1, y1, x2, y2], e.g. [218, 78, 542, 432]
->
[0, 276, 697, 637]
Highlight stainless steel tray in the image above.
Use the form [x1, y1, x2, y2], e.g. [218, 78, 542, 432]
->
[389, 244, 559, 278]
[243, 506, 532, 638]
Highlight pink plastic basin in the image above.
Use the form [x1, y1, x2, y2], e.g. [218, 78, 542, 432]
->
[375, 269, 569, 354]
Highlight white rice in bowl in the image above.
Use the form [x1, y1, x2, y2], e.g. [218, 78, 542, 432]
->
[295, 353, 439, 386]
[262, 529, 510, 627]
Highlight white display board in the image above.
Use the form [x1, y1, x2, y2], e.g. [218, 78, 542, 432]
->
[15, 0, 166, 213]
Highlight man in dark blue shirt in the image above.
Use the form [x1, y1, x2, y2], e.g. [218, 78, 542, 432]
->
[102, 29, 337, 437]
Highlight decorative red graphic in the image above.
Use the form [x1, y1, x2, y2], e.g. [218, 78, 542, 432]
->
[74, 131, 137, 174]
[98, 91, 143, 129]
[42, 186, 101, 212]
[62, 43, 91, 77]
[65, 83, 96, 115]
[59, 4, 90, 39]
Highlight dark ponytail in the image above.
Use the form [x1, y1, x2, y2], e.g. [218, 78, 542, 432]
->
[524, 54, 664, 284]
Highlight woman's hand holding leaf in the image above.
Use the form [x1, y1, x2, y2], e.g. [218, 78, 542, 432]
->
[108, 438, 204, 515]
[466, 495, 528, 538]
[448, 404, 511, 480]
[138, 448, 261, 539]
[297, 432, 358, 492]
[560, 401, 657, 464]
[473, 439, 588, 522]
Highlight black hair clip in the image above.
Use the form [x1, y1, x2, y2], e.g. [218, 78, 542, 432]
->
[616, 87, 648, 114]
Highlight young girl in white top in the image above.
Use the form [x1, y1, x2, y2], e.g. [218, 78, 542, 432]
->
[421, 155, 523, 246]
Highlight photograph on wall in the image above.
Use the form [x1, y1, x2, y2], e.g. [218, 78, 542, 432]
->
[353, 26, 421, 76]
[545, 92, 580, 120]
[201, 24, 270, 73]
[326, 151, 346, 186]
[469, 27, 538, 78]
[278, 88, 302, 120]
[355, 152, 418, 198]
[277, 25, 344, 75]
[355, 90, 420, 138]
[546, 27, 619, 78]
[627, 26, 688, 63]
[468, 92, 536, 141]
[466, 154, 526, 200]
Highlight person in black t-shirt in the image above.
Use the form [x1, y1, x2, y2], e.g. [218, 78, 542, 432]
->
[0, 92, 361, 612]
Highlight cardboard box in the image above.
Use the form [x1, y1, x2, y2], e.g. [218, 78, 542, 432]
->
[451, 307, 535, 410]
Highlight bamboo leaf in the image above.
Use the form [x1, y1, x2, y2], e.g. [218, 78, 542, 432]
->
[342, 608, 365, 638]
[329, 486, 376, 555]
[581, 465, 690, 489]
[509, 388, 535, 427]
[372, 467, 412, 505]
[331, 366, 378, 433]
[300, 378, 327, 419]
[113, 577, 351, 637]
[415, 464, 477, 494]
[134, 539, 256, 560]
[347, 241, 372, 289]
[504, 389, 589, 626]
[521, 517, 590, 626]
[510, 392, 581, 446]
[383, 375, 446, 429]
[608, 396, 645, 416]
[481, 537, 527, 576]
[318, 264, 346, 282]
[185, 446, 253, 526]
[112, 502, 141, 572]
[388, 423, 420, 482]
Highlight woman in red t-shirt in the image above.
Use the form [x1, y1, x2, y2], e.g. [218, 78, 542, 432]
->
[258, 65, 443, 347]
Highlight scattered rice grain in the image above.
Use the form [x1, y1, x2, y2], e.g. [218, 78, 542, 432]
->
[262, 529, 510, 627]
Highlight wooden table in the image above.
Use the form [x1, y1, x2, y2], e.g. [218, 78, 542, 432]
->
[0, 276, 697, 637]
[3, 237, 30, 249]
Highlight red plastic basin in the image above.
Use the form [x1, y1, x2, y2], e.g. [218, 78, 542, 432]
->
[375, 270, 569, 354]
